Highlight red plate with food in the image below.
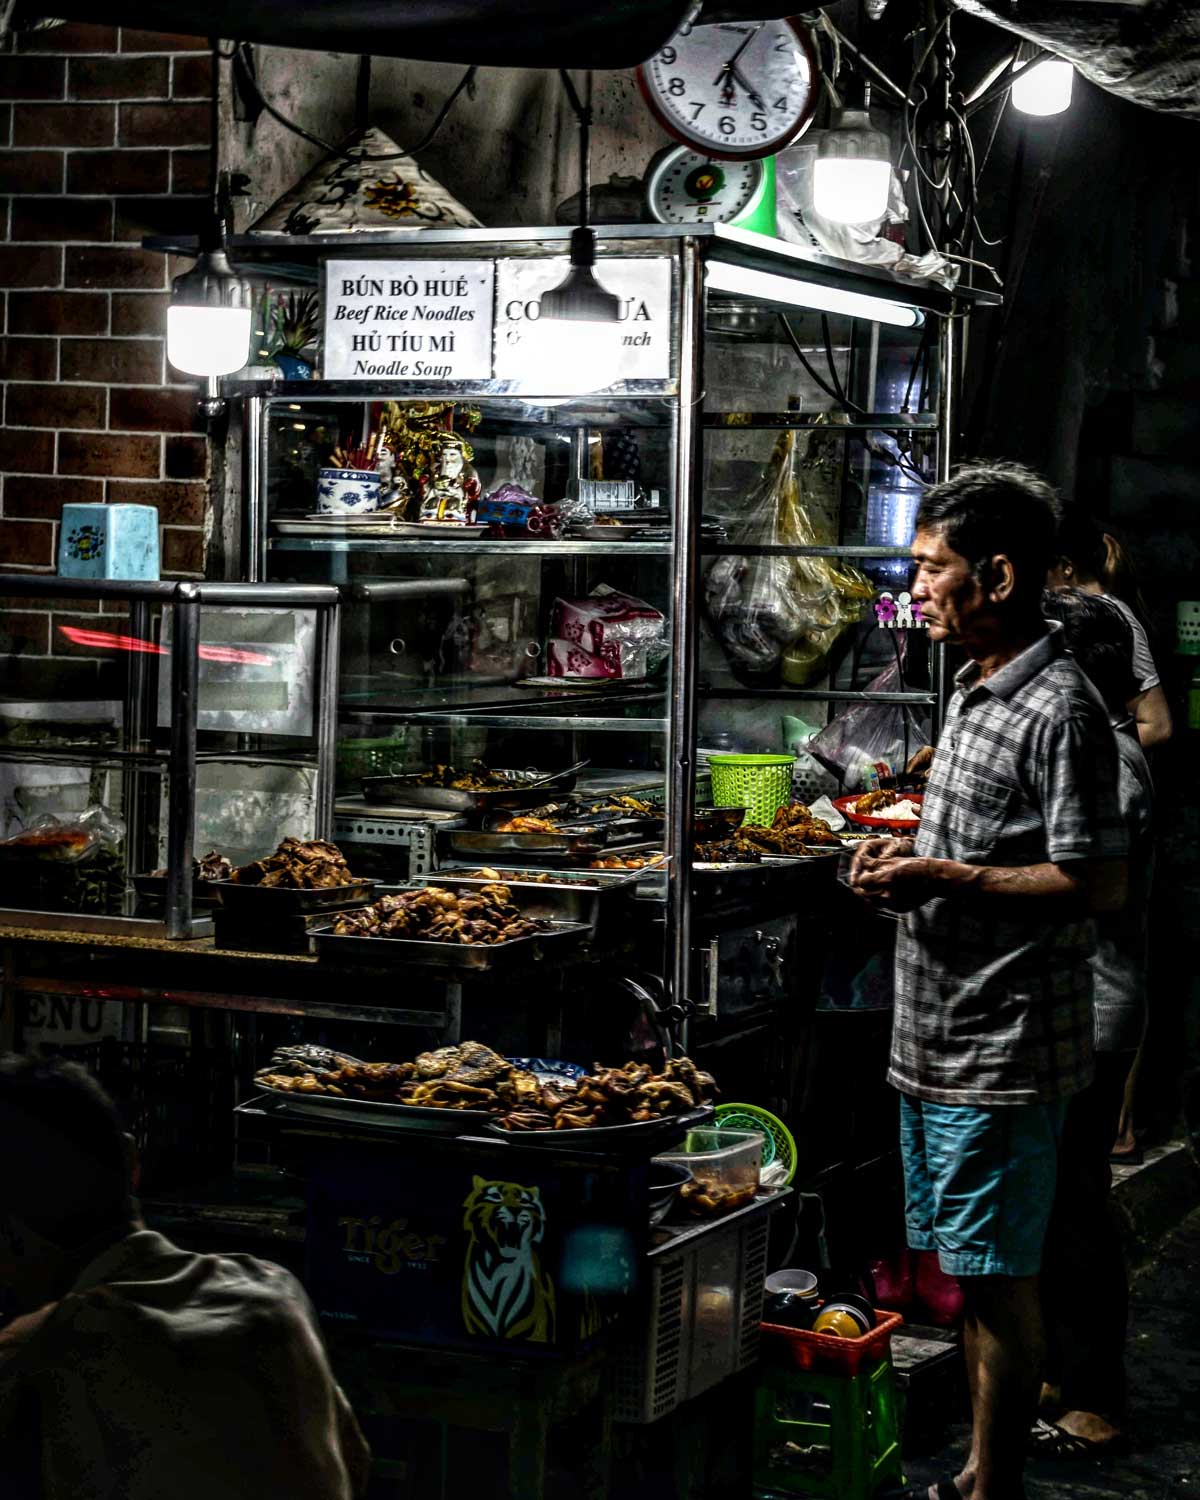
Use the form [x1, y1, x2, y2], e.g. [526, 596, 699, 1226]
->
[834, 792, 924, 833]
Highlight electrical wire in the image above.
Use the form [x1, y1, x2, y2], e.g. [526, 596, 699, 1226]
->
[820, 314, 852, 408]
[232, 43, 476, 162]
[778, 313, 866, 414]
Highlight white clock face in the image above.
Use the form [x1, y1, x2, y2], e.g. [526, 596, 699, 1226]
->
[638, 19, 817, 161]
[647, 146, 764, 225]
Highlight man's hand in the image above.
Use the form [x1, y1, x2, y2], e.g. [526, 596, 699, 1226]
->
[849, 841, 939, 912]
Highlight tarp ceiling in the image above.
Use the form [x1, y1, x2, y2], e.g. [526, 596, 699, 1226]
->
[951, 0, 1200, 119]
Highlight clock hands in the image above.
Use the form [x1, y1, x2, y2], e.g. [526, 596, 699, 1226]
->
[713, 24, 765, 111]
[729, 63, 765, 110]
[716, 24, 759, 81]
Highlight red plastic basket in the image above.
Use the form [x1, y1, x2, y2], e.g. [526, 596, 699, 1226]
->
[760, 1308, 904, 1376]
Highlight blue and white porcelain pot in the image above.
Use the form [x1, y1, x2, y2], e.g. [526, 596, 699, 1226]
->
[316, 467, 381, 514]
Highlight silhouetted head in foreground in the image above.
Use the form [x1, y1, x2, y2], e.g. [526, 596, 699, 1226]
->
[0, 1055, 136, 1310]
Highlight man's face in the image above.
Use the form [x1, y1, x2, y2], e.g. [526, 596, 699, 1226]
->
[910, 526, 986, 645]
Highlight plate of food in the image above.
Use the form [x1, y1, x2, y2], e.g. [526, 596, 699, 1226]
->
[834, 791, 924, 832]
[252, 1041, 551, 1134]
[486, 1055, 717, 1154]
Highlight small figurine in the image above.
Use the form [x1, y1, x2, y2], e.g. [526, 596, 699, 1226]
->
[417, 433, 481, 524]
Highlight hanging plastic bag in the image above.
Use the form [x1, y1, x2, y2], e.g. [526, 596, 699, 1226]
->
[807, 656, 930, 790]
[705, 431, 875, 683]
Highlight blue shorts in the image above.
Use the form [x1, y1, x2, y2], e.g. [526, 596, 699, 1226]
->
[899, 1093, 1067, 1278]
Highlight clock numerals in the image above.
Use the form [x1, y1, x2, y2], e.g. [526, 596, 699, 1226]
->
[640, 18, 816, 159]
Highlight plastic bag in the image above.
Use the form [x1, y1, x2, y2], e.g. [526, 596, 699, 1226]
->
[704, 431, 875, 683]
[775, 136, 960, 289]
[0, 804, 125, 864]
[807, 658, 930, 790]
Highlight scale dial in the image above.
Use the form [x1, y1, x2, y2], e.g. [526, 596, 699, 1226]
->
[645, 145, 767, 226]
[636, 18, 818, 162]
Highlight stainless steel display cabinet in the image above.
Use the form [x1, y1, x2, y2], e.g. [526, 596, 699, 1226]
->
[0, 577, 340, 939]
[226, 225, 997, 1010]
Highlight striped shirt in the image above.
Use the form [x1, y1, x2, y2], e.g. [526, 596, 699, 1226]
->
[891, 626, 1128, 1105]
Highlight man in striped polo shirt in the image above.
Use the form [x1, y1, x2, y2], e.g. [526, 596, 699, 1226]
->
[850, 462, 1127, 1500]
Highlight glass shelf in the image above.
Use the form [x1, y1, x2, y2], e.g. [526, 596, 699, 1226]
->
[270, 536, 673, 557]
[701, 544, 912, 559]
[699, 687, 935, 705]
[703, 411, 937, 431]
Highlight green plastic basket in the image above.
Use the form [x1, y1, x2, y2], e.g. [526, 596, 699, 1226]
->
[714, 1102, 797, 1184]
[707, 753, 794, 826]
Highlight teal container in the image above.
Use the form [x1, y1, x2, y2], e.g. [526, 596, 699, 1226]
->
[58, 503, 159, 580]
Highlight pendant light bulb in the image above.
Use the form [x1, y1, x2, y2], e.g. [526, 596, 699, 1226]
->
[530, 226, 622, 396]
[167, 246, 253, 379]
[1010, 55, 1074, 117]
[813, 105, 891, 226]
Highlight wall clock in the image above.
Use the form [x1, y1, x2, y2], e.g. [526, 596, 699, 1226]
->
[645, 144, 776, 234]
[636, 18, 819, 162]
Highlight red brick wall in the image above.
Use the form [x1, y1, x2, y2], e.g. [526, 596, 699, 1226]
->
[0, 20, 213, 605]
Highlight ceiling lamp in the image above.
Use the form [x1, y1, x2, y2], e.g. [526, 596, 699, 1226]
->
[1010, 52, 1074, 117]
[527, 71, 622, 397]
[167, 173, 254, 379]
[813, 87, 892, 226]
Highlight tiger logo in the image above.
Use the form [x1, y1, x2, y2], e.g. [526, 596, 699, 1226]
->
[461, 1176, 556, 1344]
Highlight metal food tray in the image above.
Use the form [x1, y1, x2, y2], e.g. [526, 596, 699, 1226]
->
[446, 828, 607, 863]
[212, 878, 376, 917]
[132, 873, 224, 910]
[486, 1104, 714, 1155]
[421, 868, 641, 938]
[362, 767, 578, 812]
[310, 918, 591, 969]
[249, 1084, 493, 1135]
[481, 809, 661, 845]
[436, 863, 648, 891]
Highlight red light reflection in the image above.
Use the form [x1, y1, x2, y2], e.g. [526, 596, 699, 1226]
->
[58, 625, 273, 666]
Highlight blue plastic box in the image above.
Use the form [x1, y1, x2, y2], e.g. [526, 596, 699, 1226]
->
[58, 503, 160, 580]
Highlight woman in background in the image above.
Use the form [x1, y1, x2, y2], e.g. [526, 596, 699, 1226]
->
[1047, 507, 1172, 750]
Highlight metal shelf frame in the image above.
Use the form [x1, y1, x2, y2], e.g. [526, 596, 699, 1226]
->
[231, 225, 979, 1012]
[0, 576, 341, 940]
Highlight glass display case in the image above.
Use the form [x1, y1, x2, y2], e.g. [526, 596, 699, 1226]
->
[228, 225, 992, 1013]
[0, 577, 340, 938]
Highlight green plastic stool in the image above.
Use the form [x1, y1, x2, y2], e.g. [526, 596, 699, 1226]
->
[752, 1355, 904, 1500]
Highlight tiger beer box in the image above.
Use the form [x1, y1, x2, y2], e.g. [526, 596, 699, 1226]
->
[304, 1134, 648, 1357]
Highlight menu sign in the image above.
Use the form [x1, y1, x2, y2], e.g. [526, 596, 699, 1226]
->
[323, 259, 495, 380]
[493, 257, 673, 382]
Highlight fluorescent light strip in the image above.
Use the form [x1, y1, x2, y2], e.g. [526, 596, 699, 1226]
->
[705, 260, 925, 329]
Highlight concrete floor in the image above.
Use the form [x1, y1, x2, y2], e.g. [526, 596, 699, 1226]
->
[905, 1203, 1200, 1500]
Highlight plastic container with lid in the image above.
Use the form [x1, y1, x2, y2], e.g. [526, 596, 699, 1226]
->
[657, 1126, 764, 1216]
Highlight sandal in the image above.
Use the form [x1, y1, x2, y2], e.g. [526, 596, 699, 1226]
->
[1029, 1417, 1128, 1459]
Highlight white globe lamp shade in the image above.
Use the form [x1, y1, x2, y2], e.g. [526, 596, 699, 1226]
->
[814, 108, 892, 226]
[167, 246, 253, 378]
[524, 314, 623, 397]
[167, 305, 253, 378]
[813, 156, 892, 225]
[523, 227, 623, 397]
[1011, 57, 1074, 117]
